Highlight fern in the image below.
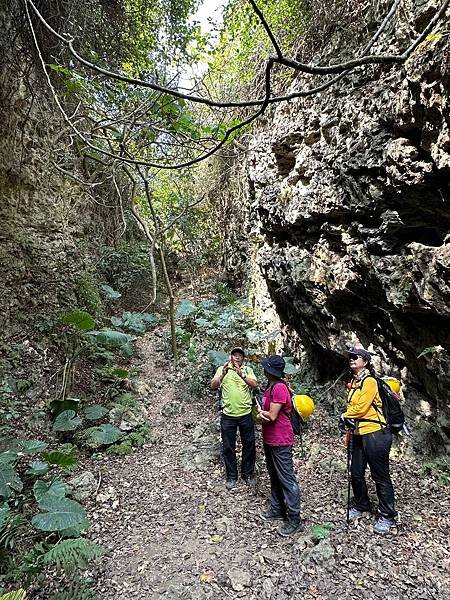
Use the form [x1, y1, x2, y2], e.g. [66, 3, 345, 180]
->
[41, 538, 104, 575]
[51, 584, 99, 600]
[0, 512, 24, 550]
[0, 590, 27, 600]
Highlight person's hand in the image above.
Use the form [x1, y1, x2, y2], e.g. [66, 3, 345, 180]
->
[258, 408, 270, 422]
[339, 414, 356, 432]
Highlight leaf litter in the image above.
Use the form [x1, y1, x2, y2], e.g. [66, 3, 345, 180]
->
[87, 332, 450, 599]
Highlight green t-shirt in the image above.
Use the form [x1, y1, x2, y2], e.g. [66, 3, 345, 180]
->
[215, 365, 256, 417]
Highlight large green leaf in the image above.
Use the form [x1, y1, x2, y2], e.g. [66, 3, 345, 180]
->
[100, 284, 121, 300]
[111, 311, 158, 336]
[32, 497, 87, 532]
[0, 502, 10, 530]
[41, 450, 77, 468]
[176, 299, 196, 317]
[0, 451, 18, 465]
[207, 350, 229, 368]
[83, 405, 109, 421]
[53, 411, 82, 432]
[50, 398, 81, 417]
[284, 357, 299, 375]
[90, 329, 132, 348]
[14, 440, 48, 454]
[25, 460, 49, 476]
[63, 311, 96, 331]
[77, 424, 124, 448]
[0, 464, 23, 499]
[34, 478, 66, 503]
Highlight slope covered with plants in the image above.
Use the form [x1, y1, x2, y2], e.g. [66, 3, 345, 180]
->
[1, 0, 449, 597]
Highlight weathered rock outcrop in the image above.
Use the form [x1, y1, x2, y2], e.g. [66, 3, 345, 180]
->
[230, 1, 450, 452]
[0, 1, 122, 335]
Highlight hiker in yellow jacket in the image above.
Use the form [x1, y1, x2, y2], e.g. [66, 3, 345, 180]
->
[342, 346, 397, 535]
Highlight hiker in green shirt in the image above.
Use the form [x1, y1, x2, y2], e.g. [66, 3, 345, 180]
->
[211, 347, 257, 490]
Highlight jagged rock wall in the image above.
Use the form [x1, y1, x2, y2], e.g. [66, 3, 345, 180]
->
[0, 2, 122, 337]
[227, 0, 450, 452]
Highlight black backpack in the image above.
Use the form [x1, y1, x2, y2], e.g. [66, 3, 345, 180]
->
[360, 376, 407, 434]
[269, 381, 302, 435]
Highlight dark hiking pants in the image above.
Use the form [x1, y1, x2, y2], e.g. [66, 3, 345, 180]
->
[263, 444, 301, 520]
[351, 428, 396, 519]
[221, 413, 255, 480]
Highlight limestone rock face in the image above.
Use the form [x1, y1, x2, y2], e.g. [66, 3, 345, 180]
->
[232, 1, 450, 451]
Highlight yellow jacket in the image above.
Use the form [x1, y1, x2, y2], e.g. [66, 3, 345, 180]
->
[344, 376, 386, 435]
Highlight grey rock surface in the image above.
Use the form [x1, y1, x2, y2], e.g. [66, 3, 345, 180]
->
[225, 0, 450, 452]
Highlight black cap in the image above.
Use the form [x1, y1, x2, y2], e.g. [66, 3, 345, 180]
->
[345, 346, 373, 362]
[230, 347, 245, 357]
[260, 355, 286, 378]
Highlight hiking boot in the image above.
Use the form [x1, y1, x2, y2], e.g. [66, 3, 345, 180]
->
[225, 479, 237, 490]
[373, 517, 396, 535]
[348, 508, 366, 521]
[260, 508, 286, 521]
[278, 518, 304, 537]
[243, 476, 256, 488]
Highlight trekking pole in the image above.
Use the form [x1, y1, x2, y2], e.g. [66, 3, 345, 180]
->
[299, 419, 305, 459]
[345, 429, 353, 531]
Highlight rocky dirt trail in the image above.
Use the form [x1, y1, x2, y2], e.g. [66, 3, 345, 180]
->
[88, 332, 450, 599]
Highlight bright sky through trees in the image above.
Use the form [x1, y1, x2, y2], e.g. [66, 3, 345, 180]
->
[178, 0, 226, 89]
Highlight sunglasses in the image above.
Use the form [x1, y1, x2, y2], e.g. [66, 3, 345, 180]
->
[348, 353, 362, 360]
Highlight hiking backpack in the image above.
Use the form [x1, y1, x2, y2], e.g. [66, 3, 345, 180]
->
[269, 382, 302, 435]
[360, 376, 407, 434]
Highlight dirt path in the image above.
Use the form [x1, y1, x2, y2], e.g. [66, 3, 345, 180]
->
[88, 333, 450, 599]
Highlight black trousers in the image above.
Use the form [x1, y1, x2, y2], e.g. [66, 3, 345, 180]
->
[263, 444, 301, 520]
[221, 413, 255, 480]
[351, 428, 397, 519]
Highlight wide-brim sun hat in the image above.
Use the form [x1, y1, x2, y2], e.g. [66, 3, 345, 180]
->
[261, 355, 286, 378]
[345, 346, 373, 362]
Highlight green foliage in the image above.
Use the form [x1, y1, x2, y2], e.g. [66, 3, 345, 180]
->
[63, 312, 96, 332]
[41, 449, 78, 469]
[50, 583, 99, 600]
[417, 346, 440, 359]
[0, 590, 27, 600]
[76, 424, 124, 449]
[110, 311, 159, 335]
[32, 497, 88, 533]
[53, 411, 82, 433]
[106, 424, 152, 455]
[83, 405, 109, 421]
[311, 522, 335, 543]
[40, 538, 103, 575]
[0, 504, 9, 531]
[50, 399, 81, 417]
[207, 351, 229, 368]
[176, 299, 196, 317]
[75, 273, 104, 318]
[0, 464, 23, 500]
[33, 479, 66, 504]
[420, 456, 450, 486]
[25, 461, 49, 476]
[207, 0, 308, 97]
[88, 330, 134, 356]
[97, 241, 152, 291]
[14, 440, 48, 455]
[100, 284, 121, 300]
[0, 511, 24, 551]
